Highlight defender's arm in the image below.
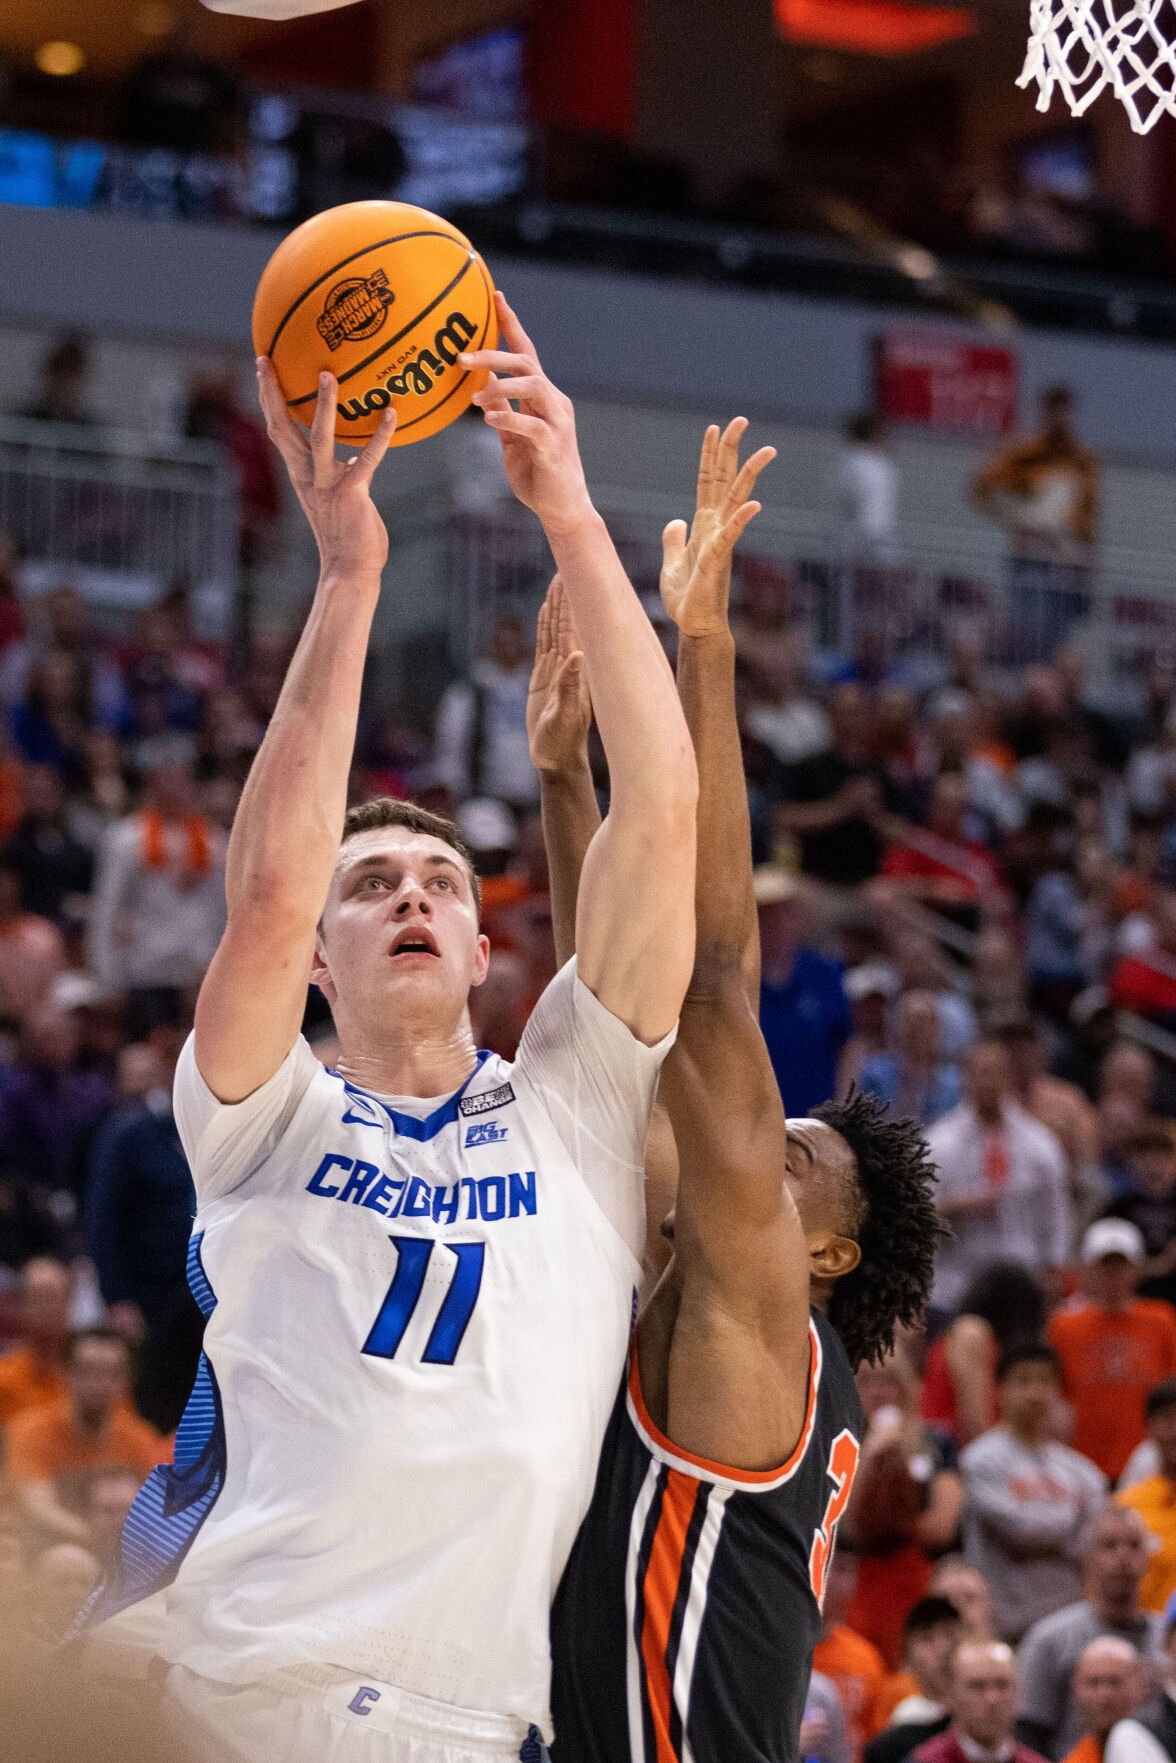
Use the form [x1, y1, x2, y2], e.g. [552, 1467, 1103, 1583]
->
[463, 295, 697, 1046]
[194, 367, 396, 1103]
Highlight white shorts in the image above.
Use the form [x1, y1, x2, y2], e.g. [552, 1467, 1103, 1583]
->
[163, 1663, 544, 1763]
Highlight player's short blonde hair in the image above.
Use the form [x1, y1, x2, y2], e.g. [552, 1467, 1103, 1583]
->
[340, 798, 483, 917]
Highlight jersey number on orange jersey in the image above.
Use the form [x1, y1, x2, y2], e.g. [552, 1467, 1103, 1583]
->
[808, 1429, 861, 1604]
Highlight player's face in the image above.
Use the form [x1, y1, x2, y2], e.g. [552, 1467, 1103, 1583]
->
[316, 828, 490, 1030]
[782, 1120, 862, 1285]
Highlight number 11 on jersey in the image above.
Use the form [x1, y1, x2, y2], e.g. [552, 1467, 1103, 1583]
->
[362, 1235, 485, 1367]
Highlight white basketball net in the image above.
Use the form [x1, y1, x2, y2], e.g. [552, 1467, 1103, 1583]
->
[1019, 0, 1176, 133]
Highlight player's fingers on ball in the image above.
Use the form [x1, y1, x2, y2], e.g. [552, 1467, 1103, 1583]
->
[481, 408, 546, 443]
[309, 372, 339, 476]
[495, 292, 538, 360]
[352, 408, 397, 485]
[461, 349, 533, 379]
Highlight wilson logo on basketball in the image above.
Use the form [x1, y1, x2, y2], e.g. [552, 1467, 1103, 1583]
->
[316, 271, 396, 351]
[338, 310, 478, 422]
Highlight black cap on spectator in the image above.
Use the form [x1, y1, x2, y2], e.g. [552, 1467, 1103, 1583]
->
[1146, 1379, 1176, 1422]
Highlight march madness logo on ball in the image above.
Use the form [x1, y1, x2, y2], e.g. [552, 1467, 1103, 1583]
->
[316, 271, 396, 351]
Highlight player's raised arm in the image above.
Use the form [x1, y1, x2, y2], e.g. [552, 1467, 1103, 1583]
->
[462, 294, 696, 1045]
[657, 425, 832, 1466]
[526, 575, 600, 970]
[193, 365, 396, 1103]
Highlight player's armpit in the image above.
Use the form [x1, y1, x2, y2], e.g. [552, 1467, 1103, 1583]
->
[662, 979, 808, 1307]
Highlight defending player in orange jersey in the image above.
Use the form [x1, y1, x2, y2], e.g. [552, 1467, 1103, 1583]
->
[531, 422, 943, 1763]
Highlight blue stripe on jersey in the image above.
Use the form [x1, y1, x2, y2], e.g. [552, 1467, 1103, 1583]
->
[71, 1231, 226, 1635]
[335, 1050, 494, 1143]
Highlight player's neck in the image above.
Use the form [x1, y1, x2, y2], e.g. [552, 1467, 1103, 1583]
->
[334, 1015, 481, 1100]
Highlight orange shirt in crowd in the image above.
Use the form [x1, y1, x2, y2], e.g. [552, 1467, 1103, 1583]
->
[812, 1622, 888, 1760]
[0, 1349, 68, 1426]
[875, 1672, 920, 1727]
[1060, 1735, 1104, 1763]
[1117, 1474, 1176, 1614]
[6, 1398, 164, 1488]
[1049, 1299, 1176, 1481]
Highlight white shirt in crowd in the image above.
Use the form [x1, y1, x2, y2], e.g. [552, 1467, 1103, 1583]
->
[925, 1098, 1071, 1310]
[85, 813, 227, 994]
[434, 661, 538, 810]
[834, 441, 899, 561]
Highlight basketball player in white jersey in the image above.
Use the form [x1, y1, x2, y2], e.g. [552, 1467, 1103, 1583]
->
[78, 295, 765, 1763]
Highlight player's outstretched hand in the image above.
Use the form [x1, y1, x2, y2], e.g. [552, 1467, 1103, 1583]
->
[527, 576, 592, 775]
[257, 357, 395, 582]
[460, 293, 593, 538]
[660, 419, 775, 639]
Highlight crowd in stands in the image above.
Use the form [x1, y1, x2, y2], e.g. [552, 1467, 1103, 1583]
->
[8, 366, 1176, 1763]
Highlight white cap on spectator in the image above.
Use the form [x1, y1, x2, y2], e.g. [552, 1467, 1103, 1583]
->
[1081, 1219, 1146, 1265]
[845, 962, 900, 1003]
[458, 797, 516, 854]
[753, 865, 801, 907]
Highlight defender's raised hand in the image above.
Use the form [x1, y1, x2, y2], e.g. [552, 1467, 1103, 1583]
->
[527, 576, 592, 776]
[257, 357, 395, 581]
[660, 418, 775, 638]
[461, 293, 593, 538]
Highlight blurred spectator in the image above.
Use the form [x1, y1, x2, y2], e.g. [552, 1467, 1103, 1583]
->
[17, 335, 97, 427]
[914, 1641, 1047, 1763]
[86, 737, 226, 1032]
[925, 1038, 1071, 1312]
[881, 772, 1004, 914]
[807, 1672, 854, 1763]
[1026, 839, 1113, 1017]
[0, 1258, 73, 1424]
[814, 1547, 889, 1761]
[1060, 1638, 1145, 1763]
[8, 650, 97, 779]
[0, 854, 65, 1025]
[1050, 1220, 1176, 1482]
[0, 1007, 114, 1198]
[1016, 1507, 1160, 1761]
[1105, 1609, 1176, 1763]
[84, 1466, 140, 1573]
[839, 962, 900, 1095]
[859, 988, 964, 1128]
[930, 1559, 995, 1640]
[867, 1598, 962, 1763]
[835, 413, 900, 564]
[1104, 1125, 1176, 1307]
[186, 369, 282, 569]
[777, 684, 890, 886]
[922, 1263, 1049, 1448]
[85, 1035, 200, 1433]
[960, 1343, 1104, 1643]
[755, 868, 850, 1116]
[435, 615, 538, 817]
[1110, 884, 1176, 1032]
[847, 1350, 963, 1669]
[1, 764, 93, 925]
[6, 1329, 160, 1547]
[973, 388, 1098, 650]
[1100, 1043, 1159, 1119]
[894, 934, 978, 1066]
[743, 632, 832, 769]
[999, 1017, 1104, 1229]
[1118, 1380, 1176, 1617]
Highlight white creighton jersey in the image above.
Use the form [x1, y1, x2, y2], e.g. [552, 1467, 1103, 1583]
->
[83, 961, 669, 1741]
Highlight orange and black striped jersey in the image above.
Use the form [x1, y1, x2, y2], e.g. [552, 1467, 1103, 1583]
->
[549, 1309, 862, 1763]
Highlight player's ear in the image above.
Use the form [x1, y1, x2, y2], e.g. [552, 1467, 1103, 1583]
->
[470, 932, 491, 988]
[310, 929, 333, 998]
[808, 1232, 861, 1284]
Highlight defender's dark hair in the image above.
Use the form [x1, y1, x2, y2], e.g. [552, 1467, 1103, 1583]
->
[341, 797, 482, 916]
[996, 1339, 1062, 1384]
[813, 1090, 942, 1369]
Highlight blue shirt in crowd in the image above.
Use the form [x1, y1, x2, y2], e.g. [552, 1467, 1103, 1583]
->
[759, 949, 851, 1117]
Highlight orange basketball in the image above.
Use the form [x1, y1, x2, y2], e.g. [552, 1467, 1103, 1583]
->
[252, 200, 496, 447]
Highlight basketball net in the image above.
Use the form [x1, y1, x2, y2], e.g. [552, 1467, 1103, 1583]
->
[1019, 0, 1176, 133]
